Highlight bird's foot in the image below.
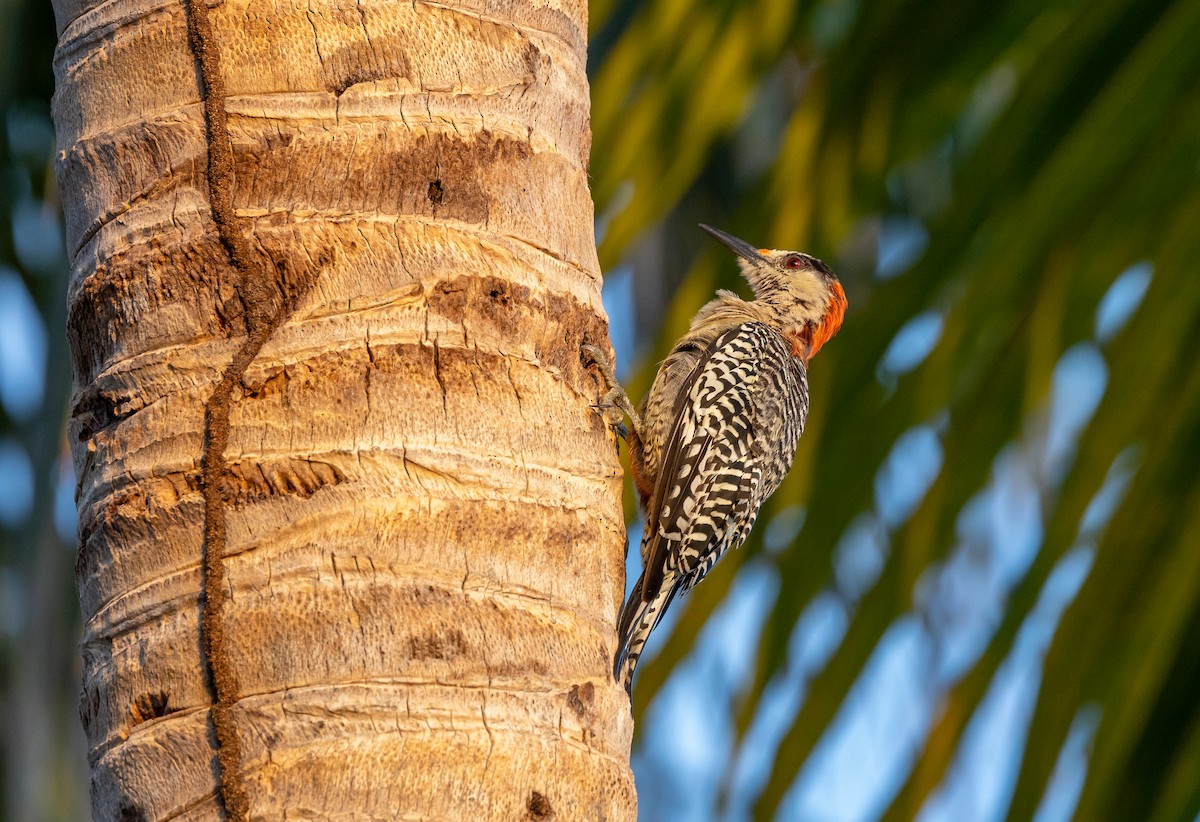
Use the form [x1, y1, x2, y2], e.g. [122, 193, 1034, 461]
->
[581, 344, 642, 438]
[591, 393, 632, 435]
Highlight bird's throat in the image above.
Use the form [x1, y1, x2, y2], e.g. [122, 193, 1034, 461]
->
[788, 281, 847, 364]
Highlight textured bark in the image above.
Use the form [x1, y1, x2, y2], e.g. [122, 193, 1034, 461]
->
[53, 0, 634, 817]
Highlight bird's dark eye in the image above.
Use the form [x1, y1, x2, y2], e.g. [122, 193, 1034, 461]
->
[784, 254, 805, 269]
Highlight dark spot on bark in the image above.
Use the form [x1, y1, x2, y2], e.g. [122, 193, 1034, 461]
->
[527, 791, 553, 819]
[240, 365, 288, 400]
[478, 277, 526, 323]
[428, 275, 532, 334]
[409, 628, 466, 660]
[428, 280, 468, 324]
[129, 690, 172, 725]
[428, 179, 444, 205]
[523, 41, 543, 84]
[546, 291, 610, 384]
[410, 583, 455, 605]
[72, 385, 121, 442]
[322, 41, 412, 96]
[383, 130, 533, 223]
[222, 458, 346, 504]
[566, 682, 594, 718]
[117, 799, 148, 822]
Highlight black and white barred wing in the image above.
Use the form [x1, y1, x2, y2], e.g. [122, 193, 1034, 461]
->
[614, 323, 807, 692]
[641, 322, 805, 599]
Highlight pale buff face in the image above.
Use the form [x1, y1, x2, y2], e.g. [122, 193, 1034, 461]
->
[735, 249, 847, 363]
[737, 249, 841, 323]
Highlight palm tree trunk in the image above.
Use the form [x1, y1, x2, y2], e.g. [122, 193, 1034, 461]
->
[54, 0, 634, 816]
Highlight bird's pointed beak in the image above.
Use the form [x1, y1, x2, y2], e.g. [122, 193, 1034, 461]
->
[699, 224, 770, 266]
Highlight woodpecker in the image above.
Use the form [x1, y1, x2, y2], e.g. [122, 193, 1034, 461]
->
[584, 224, 847, 696]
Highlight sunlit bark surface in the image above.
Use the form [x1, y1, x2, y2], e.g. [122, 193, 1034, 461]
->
[53, 0, 634, 816]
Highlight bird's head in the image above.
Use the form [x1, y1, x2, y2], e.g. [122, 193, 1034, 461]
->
[700, 223, 847, 363]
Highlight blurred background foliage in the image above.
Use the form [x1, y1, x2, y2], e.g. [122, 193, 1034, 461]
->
[1, 0, 89, 817]
[2, 0, 1199, 819]
[589, 0, 1200, 819]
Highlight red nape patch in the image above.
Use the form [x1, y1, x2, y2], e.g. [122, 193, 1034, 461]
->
[806, 281, 847, 362]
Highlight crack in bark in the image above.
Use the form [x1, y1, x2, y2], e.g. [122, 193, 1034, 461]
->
[184, 0, 310, 817]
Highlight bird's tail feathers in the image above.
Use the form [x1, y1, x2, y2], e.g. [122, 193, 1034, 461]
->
[614, 571, 680, 696]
